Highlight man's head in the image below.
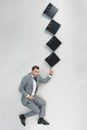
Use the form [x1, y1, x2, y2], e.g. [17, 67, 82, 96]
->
[31, 65, 40, 77]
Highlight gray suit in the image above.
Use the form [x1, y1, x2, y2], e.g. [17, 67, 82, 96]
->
[19, 72, 51, 118]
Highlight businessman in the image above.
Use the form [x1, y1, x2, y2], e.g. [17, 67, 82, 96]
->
[19, 65, 53, 126]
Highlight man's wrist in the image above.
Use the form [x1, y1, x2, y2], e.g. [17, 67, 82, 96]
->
[26, 94, 30, 98]
[49, 74, 52, 77]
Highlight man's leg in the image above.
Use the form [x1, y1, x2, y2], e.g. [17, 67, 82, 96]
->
[24, 101, 40, 117]
[19, 100, 40, 126]
[33, 95, 46, 118]
[33, 95, 49, 125]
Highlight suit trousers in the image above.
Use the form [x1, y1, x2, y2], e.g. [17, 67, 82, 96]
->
[22, 95, 46, 118]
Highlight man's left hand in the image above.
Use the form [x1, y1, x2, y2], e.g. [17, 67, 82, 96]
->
[49, 69, 53, 75]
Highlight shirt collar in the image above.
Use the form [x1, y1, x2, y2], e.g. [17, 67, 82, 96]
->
[31, 73, 34, 77]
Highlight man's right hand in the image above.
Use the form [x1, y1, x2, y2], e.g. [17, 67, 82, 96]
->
[28, 95, 34, 100]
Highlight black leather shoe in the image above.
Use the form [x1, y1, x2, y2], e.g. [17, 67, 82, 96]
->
[19, 114, 26, 126]
[38, 118, 49, 125]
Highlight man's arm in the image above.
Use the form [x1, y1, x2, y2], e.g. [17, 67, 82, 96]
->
[39, 69, 53, 83]
[19, 77, 29, 97]
[39, 74, 52, 84]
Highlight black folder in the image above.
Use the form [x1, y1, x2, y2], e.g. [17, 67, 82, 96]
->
[46, 20, 61, 35]
[43, 3, 58, 18]
[45, 52, 60, 67]
[46, 36, 62, 51]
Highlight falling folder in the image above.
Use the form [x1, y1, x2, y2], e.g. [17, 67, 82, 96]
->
[46, 36, 62, 51]
[43, 3, 58, 18]
[46, 19, 61, 35]
[45, 52, 60, 67]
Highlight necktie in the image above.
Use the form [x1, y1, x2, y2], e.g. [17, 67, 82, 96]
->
[34, 77, 37, 82]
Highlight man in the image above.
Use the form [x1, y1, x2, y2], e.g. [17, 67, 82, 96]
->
[19, 65, 53, 126]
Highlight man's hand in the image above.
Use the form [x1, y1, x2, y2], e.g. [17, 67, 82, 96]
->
[49, 69, 53, 75]
[28, 95, 34, 100]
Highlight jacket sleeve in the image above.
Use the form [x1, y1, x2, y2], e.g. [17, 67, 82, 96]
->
[19, 77, 28, 97]
[39, 75, 51, 83]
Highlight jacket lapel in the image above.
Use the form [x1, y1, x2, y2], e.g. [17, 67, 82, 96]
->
[28, 73, 33, 86]
[28, 73, 39, 93]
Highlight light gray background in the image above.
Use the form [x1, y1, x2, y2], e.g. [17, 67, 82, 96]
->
[0, 0, 87, 130]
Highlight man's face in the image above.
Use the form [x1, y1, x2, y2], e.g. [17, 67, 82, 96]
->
[32, 68, 40, 77]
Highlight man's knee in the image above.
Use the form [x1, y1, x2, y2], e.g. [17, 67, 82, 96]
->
[35, 108, 40, 114]
[42, 100, 46, 105]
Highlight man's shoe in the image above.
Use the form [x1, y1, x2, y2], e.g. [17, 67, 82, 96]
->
[38, 118, 49, 125]
[19, 114, 26, 126]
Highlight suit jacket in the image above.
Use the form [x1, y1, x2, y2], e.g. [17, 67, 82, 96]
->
[19, 72, 51, 104]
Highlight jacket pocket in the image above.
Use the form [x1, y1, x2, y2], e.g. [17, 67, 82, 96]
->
[21, 96, 31, 106]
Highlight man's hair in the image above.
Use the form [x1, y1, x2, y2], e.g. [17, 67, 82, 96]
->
[32, 65, 39, 71]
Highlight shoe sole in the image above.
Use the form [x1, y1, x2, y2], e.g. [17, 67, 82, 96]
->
[38, 122, 49, 125]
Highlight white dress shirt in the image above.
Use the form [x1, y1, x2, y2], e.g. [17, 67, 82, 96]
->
[31, 74, 37, 96]
[26, 74, 52, 98]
